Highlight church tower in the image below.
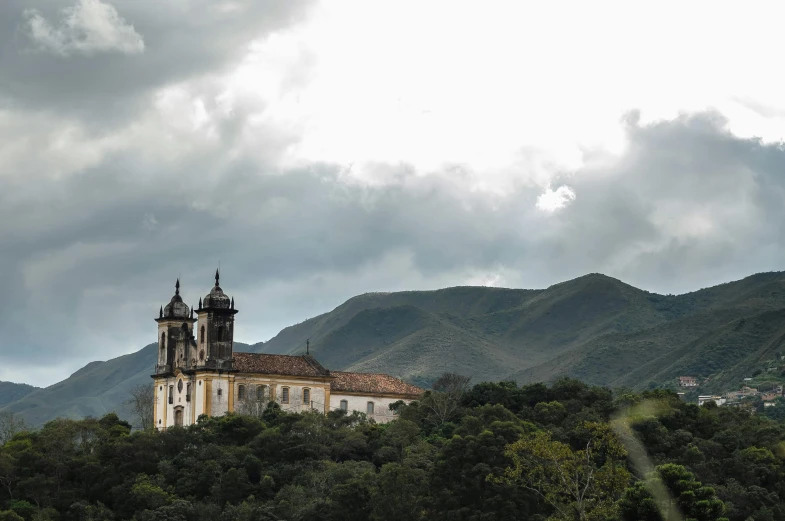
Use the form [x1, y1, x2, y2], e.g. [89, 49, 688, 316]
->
[195, 269, 238, 370]
[153, 271, 240, 430]
[154, 279, 197, 374]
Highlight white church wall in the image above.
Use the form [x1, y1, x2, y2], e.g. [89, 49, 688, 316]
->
[329, 393, 408, 424]
[210, 374, 231, 417]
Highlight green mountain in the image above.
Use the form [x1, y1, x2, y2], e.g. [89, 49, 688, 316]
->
[5, 271, 785, 426]
[0, 381, 39, 408]
[1, 343, 252, 427]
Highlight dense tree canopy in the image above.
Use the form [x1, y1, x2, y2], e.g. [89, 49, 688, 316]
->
[1, 379, 784, 520]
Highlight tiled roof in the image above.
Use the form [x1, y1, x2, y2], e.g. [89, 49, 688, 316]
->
[233, 353, 330, 377]
[330, 371, 424, 397]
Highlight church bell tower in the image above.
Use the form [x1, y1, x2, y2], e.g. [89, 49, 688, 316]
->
[154, 279, 197, 374]
[195, 270, 238, 370]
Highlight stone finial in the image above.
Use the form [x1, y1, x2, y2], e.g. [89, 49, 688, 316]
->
[231, 297, 234, 310]
[175, 278, 180, 295]
[159, 306, 163, 318]
[190, 306, 194, 319]
[199, 297, 202, 309]
[215, 268, 220, 287]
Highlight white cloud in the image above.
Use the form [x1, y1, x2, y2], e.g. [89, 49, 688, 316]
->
[23, 0, 144, 57]
[536, 185, 576, 212]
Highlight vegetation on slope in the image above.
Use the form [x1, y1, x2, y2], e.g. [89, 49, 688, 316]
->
[7, 271, 785, 426]
[4, 378, 784, 520]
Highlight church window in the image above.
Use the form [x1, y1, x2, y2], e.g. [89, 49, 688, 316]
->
[238, 385, 246, 401]
[186, 383, 191, 402]
[217, 388, 223, 397]
[200, 325, 205, 344]
[217, 325, 224, 341]
[199, 350, 205, 361]
[281, 387, 290, 404]
[177, 380, 183, 393]
[257, 385, 266, 401]
[168, 386, 173, 404]
[161, 333, 166, 349]
[303, 388, 310, 406]
[367, 402, 375, 415]
[340, 400, 348, 411]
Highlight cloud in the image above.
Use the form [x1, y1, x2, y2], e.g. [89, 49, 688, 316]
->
[22, 0, 144, 56]
[3, 1, 785, 388]
[0, 0, 314, 122]
[4, 104, 785, 387]
[536, 185, 577, 212]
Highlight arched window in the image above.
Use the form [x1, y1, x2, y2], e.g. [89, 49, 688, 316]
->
[366, 401, 374, 415]
[161, 332, 166, 349]
[217, 325, 224, 341]
[238, 384, 246, 401]
[303, 388, 310, 406]
[281, 387, 290, 404]
[200, 325, 205, 344]
[340, 400, 348, 411]
[168, 386, 173, 404]
[257, 385, 266, 401]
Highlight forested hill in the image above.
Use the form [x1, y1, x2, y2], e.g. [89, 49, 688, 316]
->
[0, 382, 39, 408]
[264, 271, 785, 391]
[5, 271, 785, 426]
[0, 381, 779, 520]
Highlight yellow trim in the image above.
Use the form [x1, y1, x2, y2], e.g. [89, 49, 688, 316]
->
[153, 381, 159, 428]
[205, 378, 212, 417]
[163, 382, 168, 429]
[233, 374, 334, 384]
[228, 374, 235, 413]
[270, 383, 277, 403]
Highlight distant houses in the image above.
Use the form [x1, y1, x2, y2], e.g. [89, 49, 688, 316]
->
[697, 395, 726, 406]
[679, 376, 698, 387]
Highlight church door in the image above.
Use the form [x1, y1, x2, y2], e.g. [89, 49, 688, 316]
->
[174, 409, 183, 427]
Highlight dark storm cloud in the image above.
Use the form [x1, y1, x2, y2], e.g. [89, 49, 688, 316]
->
[5, 108, 785, 386]
[3, 3, 785, 386]
[0, 0, 313, 122]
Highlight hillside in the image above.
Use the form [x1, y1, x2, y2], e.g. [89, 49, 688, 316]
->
[5, 271, 785, 425]
[0, 381, 39, 408]
[1, 342, 252, 427]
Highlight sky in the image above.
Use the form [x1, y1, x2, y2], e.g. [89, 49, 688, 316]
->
[3, 0, 785, 387]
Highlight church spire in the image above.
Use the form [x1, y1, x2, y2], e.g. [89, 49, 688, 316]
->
[175, 278, 180, 295]
[215, 268, 220, 287]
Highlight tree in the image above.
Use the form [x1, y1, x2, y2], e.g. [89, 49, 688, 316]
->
[492, 422, 630, 521]
[422, 372, 471, 428]
[0, 412, 27, 446]
[126, 384, 155, 431]
[619, 464, 728, 521]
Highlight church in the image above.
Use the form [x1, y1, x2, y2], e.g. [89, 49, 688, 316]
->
[152, 272, 423, 430]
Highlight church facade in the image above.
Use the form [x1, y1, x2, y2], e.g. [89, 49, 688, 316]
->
[152, 273, 423, 430]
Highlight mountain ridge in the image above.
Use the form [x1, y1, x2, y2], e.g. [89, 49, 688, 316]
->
[5, 271, 785, 426]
